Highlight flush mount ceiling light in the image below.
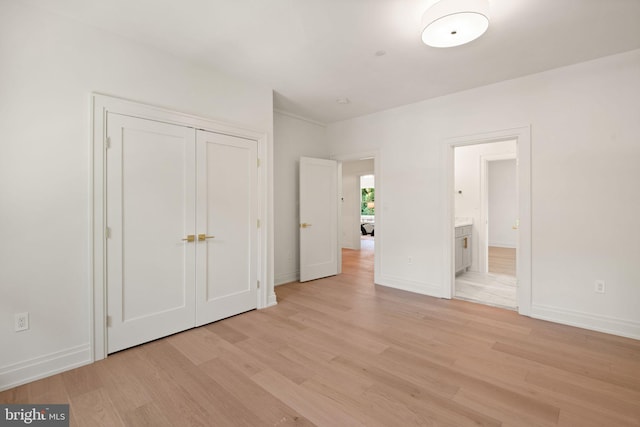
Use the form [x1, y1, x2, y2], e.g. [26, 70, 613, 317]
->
[421, 0, 490, 48]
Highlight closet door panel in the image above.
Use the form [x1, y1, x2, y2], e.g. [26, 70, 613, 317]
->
[195, 130, 257, 326]
[106, 114, 196, 353]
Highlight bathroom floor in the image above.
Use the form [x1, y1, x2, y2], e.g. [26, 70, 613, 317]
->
[455, 271, 517, 309]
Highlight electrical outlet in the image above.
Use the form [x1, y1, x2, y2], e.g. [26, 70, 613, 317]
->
[15, 312, 29, 332]
[595, 280, 605, 294]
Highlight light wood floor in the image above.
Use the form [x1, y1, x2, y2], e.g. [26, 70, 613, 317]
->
[2, 245, 640, 426]
[489, 246, 516, 276]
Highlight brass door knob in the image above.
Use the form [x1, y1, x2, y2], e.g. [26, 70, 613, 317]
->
[300, 223, 312, 229]
[182, 235, 195, 242]
[198, 234, 215, 241]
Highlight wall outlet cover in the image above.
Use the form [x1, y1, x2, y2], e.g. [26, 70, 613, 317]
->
[15, 312, 29, 331]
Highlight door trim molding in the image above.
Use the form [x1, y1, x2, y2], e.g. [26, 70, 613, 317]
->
[91, 93, 270, 361]
[443, 126, 532, 316]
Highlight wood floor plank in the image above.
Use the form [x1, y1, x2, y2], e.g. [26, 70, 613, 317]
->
[251, 368, 365, 426]
[165, 326, 225, 365]
[203, 321, 249, 344]
[488, 246, 516, 276]
[25, 375, 70, 404]
[93, 352, 153, 414]
[331, 355, 502, 426]
[61, 362, 105, 398]
[525, 371, 640, 425]
[121, 402, 174, 427]
[2, 238, 639, 426]
[200, 357, 314, 426]
[69, 387, 125, 427]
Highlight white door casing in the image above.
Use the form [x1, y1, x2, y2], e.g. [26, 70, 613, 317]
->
[444, 126, 532, 316]
[299, 157, 339, 282]
[195, 130, 258, 326]
[106, 114, 197, 353]
[92, 94, 271, 360]
[105, 117, 259, 353]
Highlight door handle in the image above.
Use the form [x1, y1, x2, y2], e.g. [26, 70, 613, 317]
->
[464, 237, 468, 249]
[300, 223, 312, 229]
[182, 235, 195, 242]
[198, 234, 215, 241]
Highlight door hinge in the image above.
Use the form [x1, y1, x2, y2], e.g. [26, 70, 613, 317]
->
[257, 158, 261, 167]
[257, 219, 260, 228]
[105, 136, 111, 149]
[105, 227, 111, 238]
[106, 315, 112, 327]
[257, 280, 260, 289]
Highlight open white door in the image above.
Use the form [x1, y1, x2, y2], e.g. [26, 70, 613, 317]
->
[299, 157, 339, 282]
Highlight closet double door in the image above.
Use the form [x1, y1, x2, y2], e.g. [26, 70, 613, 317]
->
[106, 113, 258, 353]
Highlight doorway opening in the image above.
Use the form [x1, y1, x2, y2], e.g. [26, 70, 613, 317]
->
[486, 158, 517, 277]
[453, 141, 517, 309]
[445, 126, 531, 316]
[337, 155, 379, 283]
[359, 174, 375, 253]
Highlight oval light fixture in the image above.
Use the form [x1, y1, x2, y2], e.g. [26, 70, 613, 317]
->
[421, 0, 490, 48]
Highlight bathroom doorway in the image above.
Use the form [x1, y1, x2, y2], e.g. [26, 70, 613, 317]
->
[445, 126, 531, 314]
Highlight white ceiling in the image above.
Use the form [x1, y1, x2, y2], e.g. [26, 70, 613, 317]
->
[27, 0, 640, 123]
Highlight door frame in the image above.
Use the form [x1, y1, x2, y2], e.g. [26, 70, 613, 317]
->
[443, 126, 531, 316]
[91, 93, 271, 361]
[331, 150, 381, 285]
[479, 152, 517, 273]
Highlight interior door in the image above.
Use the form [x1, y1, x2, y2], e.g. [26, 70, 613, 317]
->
[299, 157, 338, 282]
[195, 130, 258, 325]
[106, 114, 196, 353]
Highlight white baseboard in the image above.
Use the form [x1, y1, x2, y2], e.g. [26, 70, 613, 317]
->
[267, 291, 278, 307]
[488, 242, 516, 249]
[275, 271, 299, 286]
[377, 274, 443, 298]
[531, 304, 640, 340]
[0, 344, 92, 392]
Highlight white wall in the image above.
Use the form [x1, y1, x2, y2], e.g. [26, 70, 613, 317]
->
[341, 160, 374, 249]
[273, 112, 328, 285]
[455, 141, 516, 270]
[489, 159, 517, 248]
[0, 1, 273, 390]
[327, 49, 640, 339]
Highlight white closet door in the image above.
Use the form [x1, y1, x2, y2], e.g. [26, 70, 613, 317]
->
[106, 114, 196, 353]
[195, 130, 258, 326]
